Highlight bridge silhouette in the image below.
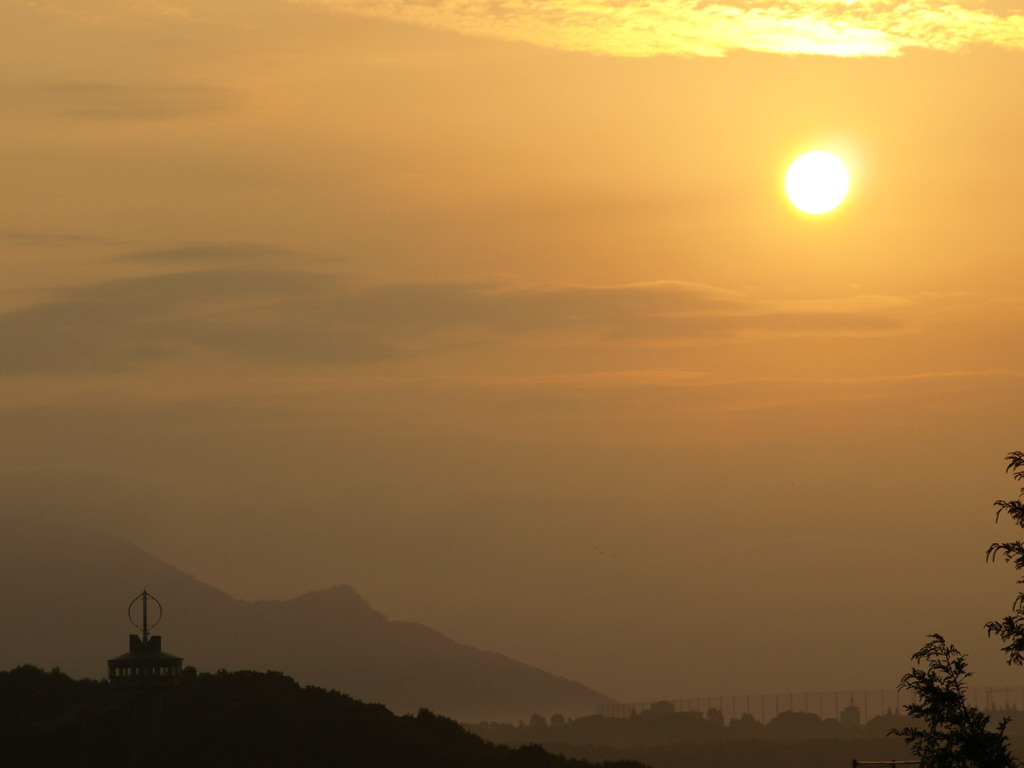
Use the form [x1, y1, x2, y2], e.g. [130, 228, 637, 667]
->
[600, 686, 1024, 723]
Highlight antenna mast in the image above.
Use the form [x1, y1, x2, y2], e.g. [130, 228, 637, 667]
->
[129, 589, 162, 644]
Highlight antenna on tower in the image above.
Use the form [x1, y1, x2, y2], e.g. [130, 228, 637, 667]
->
[109, 589, 182, 690]
[128, 589, 162, 644]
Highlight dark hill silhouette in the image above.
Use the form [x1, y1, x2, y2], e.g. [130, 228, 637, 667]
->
[0, 517, 611, 723]
[0, 665, 644, 768]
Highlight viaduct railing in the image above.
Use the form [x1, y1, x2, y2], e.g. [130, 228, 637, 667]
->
[599, 686, 1024, 723]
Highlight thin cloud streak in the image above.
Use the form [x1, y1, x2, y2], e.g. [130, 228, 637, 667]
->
[0, 230, 115, 249]
[120, 242, 314, 265]
[295, 0, 1024, 56]
[0, 266, 910, 375]
[3, 82, 240, 121]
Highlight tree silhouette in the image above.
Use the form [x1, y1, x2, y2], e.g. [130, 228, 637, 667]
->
[891, 452, 1024, 768]
[0, 666, 647, 768]
[891, 635, 1015, 768]
[985, 451, 1024, 664]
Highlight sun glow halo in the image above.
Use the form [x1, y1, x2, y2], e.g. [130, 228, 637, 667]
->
[785, 151, 850, 215]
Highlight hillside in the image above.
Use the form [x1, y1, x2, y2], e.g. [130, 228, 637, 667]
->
[0, 517, 611, 722]
[0, 665, 644, 768]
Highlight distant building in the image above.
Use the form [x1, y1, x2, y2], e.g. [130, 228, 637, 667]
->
[840, 698, 862, 727]
[108, 633, 183, 688]
[648, 700, 676, 715]
[107, 590, 183, 767]
[107, 590, 183, 688]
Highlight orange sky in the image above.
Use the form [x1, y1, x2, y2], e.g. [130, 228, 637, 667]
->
[3, 0, 1024, 703]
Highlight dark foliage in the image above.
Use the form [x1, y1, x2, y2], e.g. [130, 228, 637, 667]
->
[0, 666, 645, 768]
[557, 737, 912, 768]
[891, 452, 1024, 768]
[890, 634, 1017, 768]
[986, 451, 1024, 665]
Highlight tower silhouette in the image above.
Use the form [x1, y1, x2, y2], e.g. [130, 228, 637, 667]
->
[106, 590, 183, 766]
[107, 589, 183, 687]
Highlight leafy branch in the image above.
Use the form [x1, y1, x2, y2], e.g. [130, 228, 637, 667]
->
[985, 451, 1024, 665]
[892, 453, 1024, 768]
[891, 634, 1016, 768]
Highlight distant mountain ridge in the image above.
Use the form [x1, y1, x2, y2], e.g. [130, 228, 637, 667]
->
[0, 517, 612, 723]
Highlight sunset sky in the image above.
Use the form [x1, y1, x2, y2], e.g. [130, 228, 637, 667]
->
[3, 0, 1024, 704]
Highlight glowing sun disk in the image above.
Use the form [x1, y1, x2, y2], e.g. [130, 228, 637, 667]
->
[785, 151, 850, 215]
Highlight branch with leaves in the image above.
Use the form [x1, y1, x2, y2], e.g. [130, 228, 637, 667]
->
[985, 451, 1024, 665]
[891, 634, 1016, 768]
[891, 453, 1024, 768]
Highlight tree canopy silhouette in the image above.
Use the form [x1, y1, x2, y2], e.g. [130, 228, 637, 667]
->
[891, 452, 1024, 768]
[985, 451, 1024, 665]
[891, 635, 1015, 768]
[0, 666, 645, 768]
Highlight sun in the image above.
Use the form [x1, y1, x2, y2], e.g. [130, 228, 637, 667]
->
[785, 151, 850, 215]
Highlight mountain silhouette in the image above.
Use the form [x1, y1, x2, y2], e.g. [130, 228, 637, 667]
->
[0, 517, 612, 723]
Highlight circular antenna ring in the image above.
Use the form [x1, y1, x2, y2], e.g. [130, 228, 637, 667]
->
[128, 590, 163, 640]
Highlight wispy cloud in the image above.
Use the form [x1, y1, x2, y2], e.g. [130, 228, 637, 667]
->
[0, 230, 113, 249]
[295, 0, 1024, 56]
[0, 261, 908, 375]
[120, 242, 312, 265]
[3, 82, 239, 121]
